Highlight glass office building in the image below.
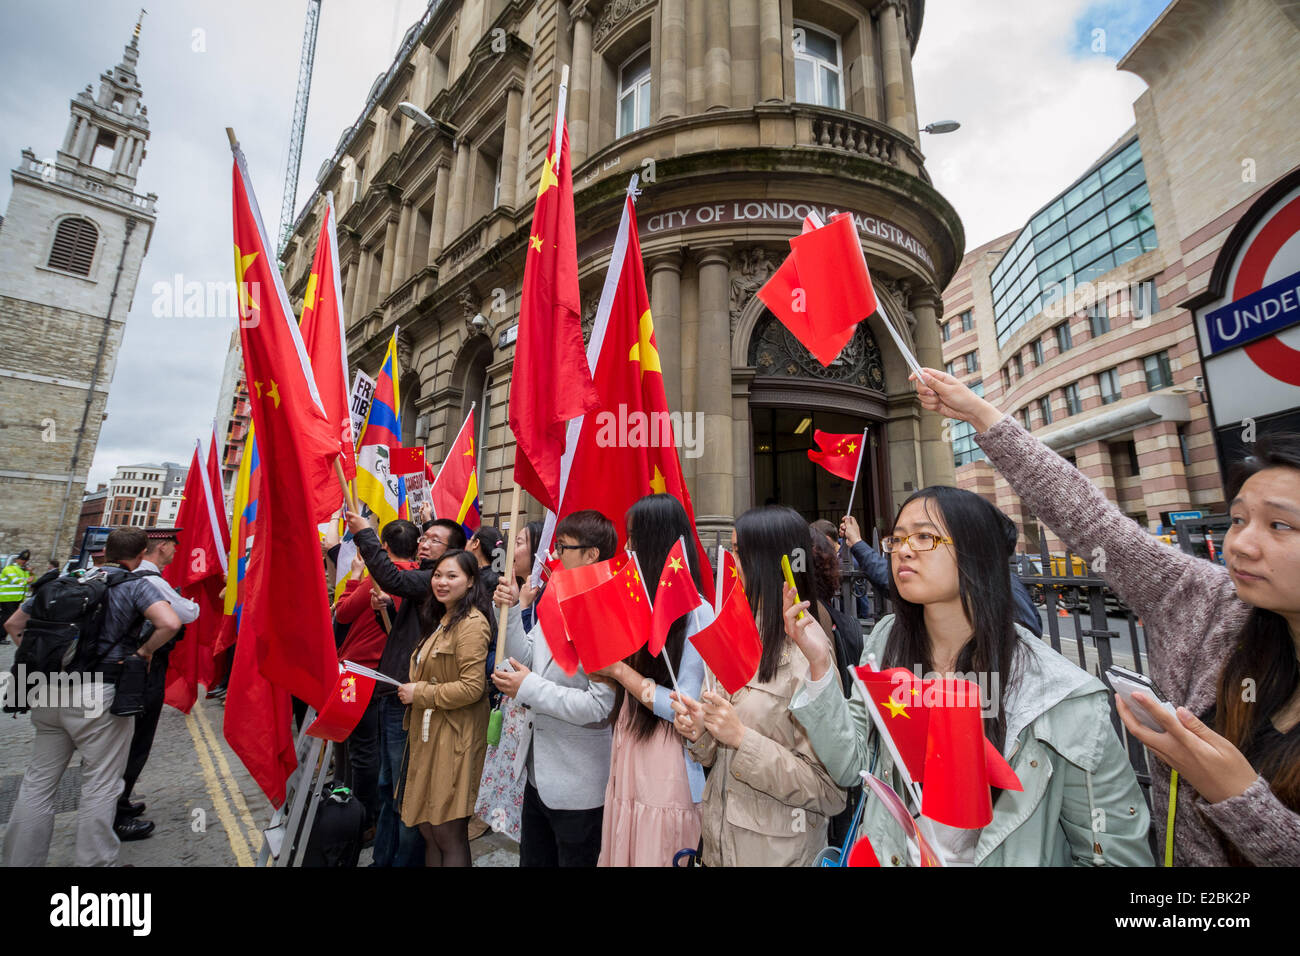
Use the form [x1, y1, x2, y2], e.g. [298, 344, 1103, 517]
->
[990, 137, 1157, 346]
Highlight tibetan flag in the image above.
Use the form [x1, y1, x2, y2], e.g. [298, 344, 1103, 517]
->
[807, 429, 865, 482]
[509, 97, 600, 512]
[430, 407, 482, 538]
[231, 141, 340, 714]
[355, 331, 407, 526]
[217, 425, 260, 654]
[852, 664, 1022, 829]
[758, 212, 877, 366]
[549, 553, 650, 674]
[646, 537, 709, 657]
[298, 191, 356, 517]
[307, 667, 377, 742]
[689, 548, 762, 694]
[547, 193, 712, 595]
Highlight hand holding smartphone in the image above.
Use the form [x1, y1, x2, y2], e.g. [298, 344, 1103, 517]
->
[1105, 665, 1177, 733]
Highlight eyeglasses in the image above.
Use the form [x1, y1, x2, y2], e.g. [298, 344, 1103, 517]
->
[880, 532, 954, 554]
[553, 542, 591, 555]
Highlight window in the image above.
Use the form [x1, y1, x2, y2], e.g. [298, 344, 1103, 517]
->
[1064, 382, 1082, 416]
[1143, 350, 1173, 390]
[1038, 396, 1053, 426]
[1089, 298, 1110, 337]
[965, 351, 980, 374]
[1019, 407, 1032, 430]
[1030, 340, 1044, 366]
[1178, 425, 1191, 467]
[1054, 322, 1074, 353]
[1134, 278, 1159, 321]
[952, 381, 986, 467]
[792, 23, 844, 109]
[1002, 368, 1012, 392]
[945, 361, 956, 377]
[90, 130, 116, 170]
[47, 217, 98, 275]
[941, 321, 951, 342]
[1012, 354, 1023, 378]
[352, 155, 367, 203]
[1098, 367, 1121, 405]
[617, 46, 652, 137]
[1124, 440, 1141, 474]
[960, 310, 973, 332]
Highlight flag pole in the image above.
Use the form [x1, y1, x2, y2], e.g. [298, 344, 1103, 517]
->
[495, 482, 521, 671]
[844, 427, 869, 520]
[630, 550, 682, 699]
[334, 458, 357, 514]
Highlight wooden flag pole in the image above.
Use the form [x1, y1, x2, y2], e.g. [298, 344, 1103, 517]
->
[495, 482, 521, 670]
[334, 458, 357, 515]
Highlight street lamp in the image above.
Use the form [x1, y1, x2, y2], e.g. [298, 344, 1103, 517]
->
[922, 120, 961, 135]
[396, 101, 459, 140]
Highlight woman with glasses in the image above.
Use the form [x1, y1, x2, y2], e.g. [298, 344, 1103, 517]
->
[670, 505, 846, 866]
[784, 485, 1153, 866]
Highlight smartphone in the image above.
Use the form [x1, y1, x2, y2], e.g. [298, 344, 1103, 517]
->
[1104, 665, 1176, 733]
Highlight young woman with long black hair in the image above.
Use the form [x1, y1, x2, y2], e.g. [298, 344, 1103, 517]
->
[915, 367, 1300, 865]
[397, 549, 491, 867]
[589, 494, 707, 866]
[784, 484, 1153, 866]
[671, 505, 845, 866]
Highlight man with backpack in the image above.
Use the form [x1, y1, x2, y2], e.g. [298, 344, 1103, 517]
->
[2, 528, 182, 867]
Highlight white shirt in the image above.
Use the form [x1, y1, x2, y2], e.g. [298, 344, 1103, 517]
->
[137, 559, 201, 624]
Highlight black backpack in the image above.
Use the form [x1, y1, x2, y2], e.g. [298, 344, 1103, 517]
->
[5, 569, 134, 703]
[300, 782, 366, 867]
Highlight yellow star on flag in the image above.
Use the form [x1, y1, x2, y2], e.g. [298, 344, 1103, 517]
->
[536, 152, 559, 199]
[846, 441, 858, 453]
[234, 244, 260, 319]
[648, 465, 666, 495]
[266, 381, 282, 409]
[464, 437, 475, 458]
[303, 271, 319, 315]
[529, 234, 543, 252]
[880, 695, 910, 719]
[627, 309, 661, 378]
[668, 556, 683, 571]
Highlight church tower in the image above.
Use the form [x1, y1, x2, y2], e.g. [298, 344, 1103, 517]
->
[0, 12, 159, 561]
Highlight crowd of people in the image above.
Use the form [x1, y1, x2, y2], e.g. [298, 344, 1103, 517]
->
[3, 367, 1298, 867]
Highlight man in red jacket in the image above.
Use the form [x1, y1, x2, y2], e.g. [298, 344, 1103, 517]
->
[333, 518, 421, 834]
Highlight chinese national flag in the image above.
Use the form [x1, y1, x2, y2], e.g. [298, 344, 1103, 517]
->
[231, 143, 342, 713]
[298, 192, 356, 517]
[534, 581, 580, 677]
[554, 195, 713, 595]
[307, 668, 377, 742]
[430, 408, 482, 534]
[853, 664, 1022, 829]
[647, 537, 706, 657]
[389, 445, 425, 476]
[689, 549, 762, 694]
[549, 554, 650, 674]
[757, 213, 877, 366]
[807, 429, 865, 482]
[509, 117, 599, 512]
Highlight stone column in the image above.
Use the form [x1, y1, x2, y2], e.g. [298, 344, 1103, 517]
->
[660, 0, 687, 119]
[649, 254, 684, 414]
[72, 118, 93, 160]
[569, 11, 594, 164]
[344, 250, 364, 319]
[695, 248, 735, 534]
[705, 1, 732, 111]
[377, 216, 399, 300]
[876, 0, 908, 134]
[352, 246, 373, 316]
[859, 13, 880, 120]
[910, 289, 954, 487]
[392, 201, 413, 290]
[898, 5, 919, 140]
[686, 1, 708, 113]
[500, 87, 523, 209]
[758, 0, 784, 101]
[62, 116, 80, 153]
[730, 0, 759, 108]
[428, 161, 450, 265]
[444, 140, 471, 244]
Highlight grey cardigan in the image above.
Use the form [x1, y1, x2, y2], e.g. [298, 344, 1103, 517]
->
[975, 414, 1300, 865]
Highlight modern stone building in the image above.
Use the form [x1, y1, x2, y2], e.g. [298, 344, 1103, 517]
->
[0, 18, 157, 561]
[939, 0, 1300, 550]
[278, 0, 962, 540]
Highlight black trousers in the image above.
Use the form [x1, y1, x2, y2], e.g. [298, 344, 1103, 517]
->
[519, 782, 603, 867]
[340, 694, 381, 827]
[120, 646, 170, 808]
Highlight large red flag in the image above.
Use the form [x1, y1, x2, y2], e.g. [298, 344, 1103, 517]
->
[161, 445, 217, 713]
[509, 98, 600, 512]
[689, 549, 762, 694]
[807, 429, 866, 482]
[550, 194, 712, 594]
[430, 407, 482, 536]
[298, 191, 356, 516]
[231, 141, 340, 712]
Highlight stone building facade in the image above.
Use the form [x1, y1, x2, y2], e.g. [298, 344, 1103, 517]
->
[0, 20, 157, 561]
[278, 0, 962, 540]
[939, 0, 1300, 551]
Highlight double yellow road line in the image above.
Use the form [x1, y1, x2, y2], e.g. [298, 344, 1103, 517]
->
[184, 698, 263, 867]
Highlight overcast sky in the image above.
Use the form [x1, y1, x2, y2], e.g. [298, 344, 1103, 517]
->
[0, 0, 1163, 488]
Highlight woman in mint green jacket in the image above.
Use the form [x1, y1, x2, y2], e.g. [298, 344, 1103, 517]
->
[785, 485, 1153, 867]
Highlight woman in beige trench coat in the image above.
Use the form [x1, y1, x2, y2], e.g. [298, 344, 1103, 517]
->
[397, 549, 491, 866]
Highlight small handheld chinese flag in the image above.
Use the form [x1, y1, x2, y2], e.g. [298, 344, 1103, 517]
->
[807, 429, 865, 483]
[307, 667, 377, 742]
[389, 445, 426, 476]
[534, 583, 582, 677]
[647, 537, 708, 657]
[550, 554, 650, 673]
[689, 549, 762, 694]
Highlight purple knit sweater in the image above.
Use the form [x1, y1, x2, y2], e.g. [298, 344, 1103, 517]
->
[976, 415, 1300, 866]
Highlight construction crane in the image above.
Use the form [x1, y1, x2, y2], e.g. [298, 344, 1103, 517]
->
[278, 0, 322, 252]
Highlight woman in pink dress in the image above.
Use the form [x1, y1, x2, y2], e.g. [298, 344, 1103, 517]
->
[593, 494, 707, 867]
